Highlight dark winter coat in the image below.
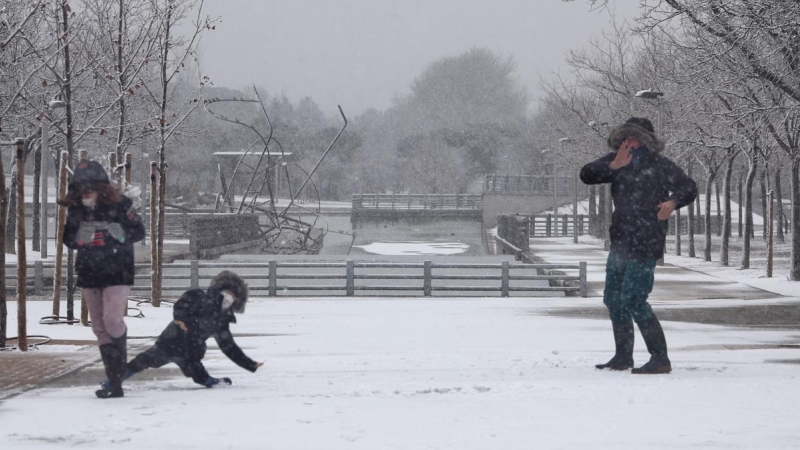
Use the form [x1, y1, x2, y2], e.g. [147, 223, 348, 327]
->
[580, 123, 697, 260]
[63, 195, 145, 288]
[155, 288, 259, 372]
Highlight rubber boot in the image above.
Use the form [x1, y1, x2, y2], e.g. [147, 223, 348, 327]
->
[632, 317, 671, 374]
[96, 333, 127, 398]
[595, 319, 634, 370]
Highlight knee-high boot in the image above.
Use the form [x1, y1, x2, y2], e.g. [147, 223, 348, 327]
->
[632, 317, 671, 374]
[96, 333, 127, 398]
[595, 319, 634, 370]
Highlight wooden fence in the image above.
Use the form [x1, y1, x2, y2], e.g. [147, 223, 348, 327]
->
[5, 259, 587, 298]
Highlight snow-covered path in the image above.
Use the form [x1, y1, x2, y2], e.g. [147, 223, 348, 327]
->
[2, 298, 800, 449]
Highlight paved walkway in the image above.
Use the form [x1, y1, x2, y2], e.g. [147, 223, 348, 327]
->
[528, 236, 799, 328]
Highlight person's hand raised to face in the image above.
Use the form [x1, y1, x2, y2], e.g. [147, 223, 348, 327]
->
[610, 138, 640, 170]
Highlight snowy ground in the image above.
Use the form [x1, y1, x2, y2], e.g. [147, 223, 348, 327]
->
[2, 298, 800, 449]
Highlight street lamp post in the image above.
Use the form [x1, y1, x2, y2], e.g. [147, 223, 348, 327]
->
[40, 99, 66, 258]
[634, 89, 664, 137]
[560, 137, 579, 244]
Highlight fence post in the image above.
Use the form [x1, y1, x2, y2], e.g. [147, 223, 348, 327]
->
[190, 260, 199, 289]
[346, 260, 355, 296]
[546, 214, 552, 237]
[268, 260, 277, 297]
[501, 261, 509, 297]
[34, 261, 43, 296]
[579, 261, 587, 297]
[423, 260, 432, 297]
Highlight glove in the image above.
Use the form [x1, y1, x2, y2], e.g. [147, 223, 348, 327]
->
[76, 222, 99, 245]
[106, 222, 126, 243]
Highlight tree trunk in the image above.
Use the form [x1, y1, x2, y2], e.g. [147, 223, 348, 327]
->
[0, 146, 7, 347]
[32, 145, 41, 252]
[61, 4, 77, 320]
[5, 164, 17, 254]
[597, 184, 606, 238]
[704, 173, 714, 261]
[115, 0, 127, 176]
[688, 161, 696, 258]
[776, 168, 785, 243]
[53, 154, 68, 318]
[738, 173, 743, 238]
[157, 164, 167, 305]
[760, 167, 768, 240]
[720, 154, 735, 266]
[790, 157, 800, 280]
[696, 183, 702, 227]
[588, 185, 597, 237]
[675, 207, 681, 256]
[741, 156, 758, 269]
[150, 162, 160, 306]
[15, 143, 27, 351]
[715, 177, 722, 236]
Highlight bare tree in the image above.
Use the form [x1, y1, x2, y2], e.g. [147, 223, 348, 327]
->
[138, 0, 214, 306]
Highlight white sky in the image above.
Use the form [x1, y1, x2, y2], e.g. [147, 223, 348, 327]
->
[197, 0, 639, 114]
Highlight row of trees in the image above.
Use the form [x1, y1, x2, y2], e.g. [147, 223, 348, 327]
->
[537, 1, 800, 279]
[6, 2, 794, 282]
[0, 0, 213, 314]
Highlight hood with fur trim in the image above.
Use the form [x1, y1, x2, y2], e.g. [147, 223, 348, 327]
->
[607, 122, 664, 154]
[207, 270, 248, 313]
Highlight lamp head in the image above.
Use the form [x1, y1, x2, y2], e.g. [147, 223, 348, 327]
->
[634, 89, 664, 99]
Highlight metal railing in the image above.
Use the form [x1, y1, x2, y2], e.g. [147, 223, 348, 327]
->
[530, 214, 588, 238]
[352, 193, 482, 211]
[483, 174, 574, 195]
[4, 259, 587, 298]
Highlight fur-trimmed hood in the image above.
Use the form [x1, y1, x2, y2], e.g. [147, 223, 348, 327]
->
[207, 270, 248, 313]
[607, 122, 664, 154]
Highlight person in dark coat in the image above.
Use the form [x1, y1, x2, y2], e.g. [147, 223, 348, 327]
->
[580, 117, 697, 374]
[111, 271, 263, 388]
[62, 159, 146, 398]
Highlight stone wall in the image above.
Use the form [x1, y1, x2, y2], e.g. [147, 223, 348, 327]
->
[189, 214, 261, 258]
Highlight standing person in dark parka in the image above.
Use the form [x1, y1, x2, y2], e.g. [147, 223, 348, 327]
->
[62, 159, 146, 398]
[580, 117, 697, 374]
[110, 271, 264, 389]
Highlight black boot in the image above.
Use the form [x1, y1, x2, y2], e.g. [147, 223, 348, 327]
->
[595, 319, 634, 370]
[96, 333, 127, 398]
[632, 317, 671, 374]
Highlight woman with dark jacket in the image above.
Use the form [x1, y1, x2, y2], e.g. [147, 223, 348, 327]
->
[62, 159, 145, 398]
[110, 271, 263, 388]
[580, 117, 697, 374]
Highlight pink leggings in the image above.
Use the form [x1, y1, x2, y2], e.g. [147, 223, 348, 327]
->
[83, 285, 130, 345]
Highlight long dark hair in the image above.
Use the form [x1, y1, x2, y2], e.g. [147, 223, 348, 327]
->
[59, 181, 121, 207]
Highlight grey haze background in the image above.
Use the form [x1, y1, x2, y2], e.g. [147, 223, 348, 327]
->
[198, 0, 638, 114]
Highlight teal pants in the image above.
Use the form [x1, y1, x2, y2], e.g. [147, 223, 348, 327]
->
[603, 250, 657, 323]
